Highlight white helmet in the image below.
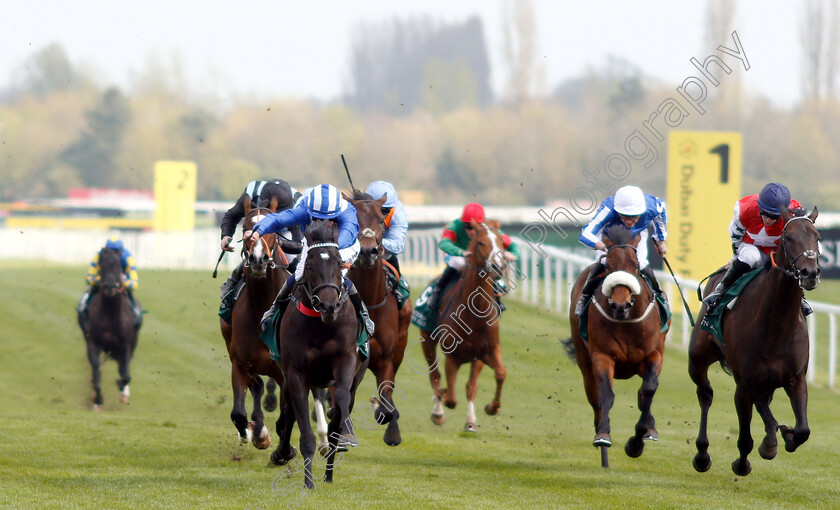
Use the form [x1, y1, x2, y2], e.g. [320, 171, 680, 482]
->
[613, 186, 646, 216]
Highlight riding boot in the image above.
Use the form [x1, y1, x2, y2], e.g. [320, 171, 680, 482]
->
[385, 252, 401, 276]
[575, 262, 606, 317]
[802, 297, 814, 317]
[127, 289, 144, 331]
[346, 280, 375, 336]
[77, 288, 92, 334]
[260, 276, 294, 333]
[220, 260, 245, 307]
[703, 259, 751, 312]
[428, 266, 459, 312]
[640, 266, 663, 297]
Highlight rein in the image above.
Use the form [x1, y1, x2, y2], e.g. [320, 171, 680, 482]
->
[299, 242, 349, 313]
[770, 216, 819, 288]
[592, 299, 657, 323]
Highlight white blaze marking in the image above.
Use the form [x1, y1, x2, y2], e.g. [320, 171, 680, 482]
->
[320, 252, 330, 260]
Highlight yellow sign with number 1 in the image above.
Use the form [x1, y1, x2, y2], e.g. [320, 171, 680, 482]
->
[153, 161, 197, 231]
[666, 131, 741, 309]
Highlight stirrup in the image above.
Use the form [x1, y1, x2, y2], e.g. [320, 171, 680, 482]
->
[260, 305, 277, 332]
[574, 294, 589, 317]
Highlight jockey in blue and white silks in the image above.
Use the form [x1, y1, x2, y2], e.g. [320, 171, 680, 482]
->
[575, 185, 668, 317]
[248, 184, 373, 335]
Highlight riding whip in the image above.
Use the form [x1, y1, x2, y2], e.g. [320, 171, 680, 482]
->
[341, 154, 359, 195]
[662, 256, 695, 328]
[212, 250, 225, 278]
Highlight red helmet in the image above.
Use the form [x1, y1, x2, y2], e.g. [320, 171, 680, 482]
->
[461, 203, 485, 224]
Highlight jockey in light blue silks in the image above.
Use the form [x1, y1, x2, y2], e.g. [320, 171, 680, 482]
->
[365, 180, 411, 308]
[246, 184, 374, 335]
[575, 185, 668, 317]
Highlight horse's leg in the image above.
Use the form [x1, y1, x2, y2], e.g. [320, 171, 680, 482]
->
[264, 377, 279, 412]
[462, 361, 483, 433]
[482, 343, 506, 416]
[688, 333, 717, 472]
[229, 360, 252, 444]
[590, 352, 615, 447]
[781, 375, 810, 452]
[420, 331, 445, 424]
[86, 339, 103, 410]
[754, 390, 779, 459]
[270, 382, 297, 465]
[286, 373, 316, 489]
[442, 355, 459, 409]
[731, 385, 756, 476]
[116, 347, 132, 404]
[249, 375, 271, 449]
[626, 353, 662, 458]
[373, 360, 403, 446]
[311, 389, 329, 450]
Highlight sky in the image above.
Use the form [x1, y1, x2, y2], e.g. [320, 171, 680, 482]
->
[1, 1, 802, 108]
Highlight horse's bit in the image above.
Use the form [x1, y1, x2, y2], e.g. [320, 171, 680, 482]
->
[300, 242, 348, 312]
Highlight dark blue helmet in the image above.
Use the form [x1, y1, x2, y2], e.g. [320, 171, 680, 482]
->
[105, 237, 124, 251]
[757, 183, 790, 216]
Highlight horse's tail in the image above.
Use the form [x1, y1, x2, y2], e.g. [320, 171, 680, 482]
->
[560, 337, 576, 361]
[719, 358, 733, 377]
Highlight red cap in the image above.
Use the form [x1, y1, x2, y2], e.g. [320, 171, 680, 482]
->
[461, 203, 485, 224]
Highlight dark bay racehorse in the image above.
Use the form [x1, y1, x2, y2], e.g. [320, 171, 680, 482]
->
[220, 207, 292, 449]
[346, 192, 412, 446]
[272, 219, 368, 489]
[689, 206, 821, 476]
[565, 224, 670, 463]
[420, 219, 508, 432]
[82, 247, 138, 410]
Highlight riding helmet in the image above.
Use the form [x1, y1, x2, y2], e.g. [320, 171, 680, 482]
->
[757, 183, 791, 216]
[613, 186, 646, 216]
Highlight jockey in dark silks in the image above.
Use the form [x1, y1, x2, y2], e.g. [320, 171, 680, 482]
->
[246, 184, 375, 336]
[219, 179, 302, 314]
[76, 237, 143, 333]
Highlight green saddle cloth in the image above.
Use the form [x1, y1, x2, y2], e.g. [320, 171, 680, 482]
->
[257, 300, 370, 363]
[411, 277, 440, 332]
[579, 272, 671, 343]
[699, 267, 764, 345]
[385, 266, 411, 310]
[217, 281, 245, 325]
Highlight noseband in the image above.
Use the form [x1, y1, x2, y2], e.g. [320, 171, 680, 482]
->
[243, 207, 279, 270]
[772, 216, 820, 288]
[300, 242, 348, 312]
[603, 243, 641, 307]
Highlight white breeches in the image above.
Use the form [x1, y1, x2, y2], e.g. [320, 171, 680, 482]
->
[445, 255, 466, 270]
[595, 229, 651, 269]
[735, 243, 768, 269]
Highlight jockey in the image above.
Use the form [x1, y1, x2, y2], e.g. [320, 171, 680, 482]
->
[703, 182, 812, 315]
[364, 181, 408, 275]
[77, 236, 143, 331]
[219, 179, 302, 311]
[576, 185, 668, 317]
[246, 184, 375, 336]
[426, 202, 520, 312]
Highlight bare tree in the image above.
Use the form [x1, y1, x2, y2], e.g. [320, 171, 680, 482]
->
[801, 0, 840, 101]
[502, 0, 545, 105]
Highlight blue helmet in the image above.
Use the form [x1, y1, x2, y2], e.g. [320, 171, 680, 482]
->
[757, 183, 791, 216]
[365, 181, 399, 208]
[306, 184, 347, 219]
[105, 237, 123, 251]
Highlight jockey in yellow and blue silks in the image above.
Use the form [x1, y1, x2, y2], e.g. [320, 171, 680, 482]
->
[245, 184, 374, 336]
[77, 237, 143, 331]
[575, 185, 668, 317]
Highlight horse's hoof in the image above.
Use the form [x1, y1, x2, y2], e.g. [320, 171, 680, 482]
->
[431, 413, 445, 425]
[92, 404, 103, 412]
[484, 403, 499, 416]
[383, 432, 402, 447]
[241, 422, 255, 445]
[337, 432, 359, 449]
[463, 422, 478, 433]
[317, 441, 331, 459]
[118, 395, 129, 404]
[253, 426, 271, 450]
[643, 429, 658, 441]
[444, 400, 456, 410]
[758, 440, 778, 460]
[593, 434, 612, 448]
[625, 436, 644, 458]
[731, 458, 752, 476]
[270, 445, 297, 466]
[692, 453, 711, 472]
[263, 394, 278, 413]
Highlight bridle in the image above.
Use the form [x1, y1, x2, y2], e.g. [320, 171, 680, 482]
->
[771, 216, 820, 288]
[242, 207, 286, 270]
[298, 242, 349, 312]
[602, 242, 642, 308]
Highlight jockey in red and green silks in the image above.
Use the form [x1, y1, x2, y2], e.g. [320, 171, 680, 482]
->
[77, 237, 143, 331]
[426, 203, 520, 312]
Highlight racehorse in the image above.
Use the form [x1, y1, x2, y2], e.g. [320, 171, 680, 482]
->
[420, 219, 508, 432]
[565, 224, 670, 463]
[271, 219, 368, 489]
[346, 191, 412, 446]
[220, 207, 292, 449]
[688, 206, 821, 476]
[82, 246, 139, 410]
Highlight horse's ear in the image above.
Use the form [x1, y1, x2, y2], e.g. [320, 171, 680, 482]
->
[269, 196, 279, 212]
[780, 205, 792, 222]
[809, 206, 819, 223]
[470, 218, 480, 229]
[376, 196, 387, 207]
[486, 218, 501, 229]
[341, 191, 354, 203]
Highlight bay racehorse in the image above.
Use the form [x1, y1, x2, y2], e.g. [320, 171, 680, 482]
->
[82, 246, 138, 410]
[565, 224, 670, 463]
[271, 219, 368, 489]
[689, 206, 820, 476]
[420, 219, 508, 432]
[346, 191, 412, 446]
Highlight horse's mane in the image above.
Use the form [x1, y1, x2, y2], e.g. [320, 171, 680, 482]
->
[604, 223, 636, 245]
[307, 218, 338, 243]
[351, 190, 374, 201]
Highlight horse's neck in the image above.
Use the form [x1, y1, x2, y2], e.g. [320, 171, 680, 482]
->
[351, 262, 386, 304]
[755, 262, 803, 320]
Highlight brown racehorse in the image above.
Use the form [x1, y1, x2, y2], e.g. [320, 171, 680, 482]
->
[220, 207, 290, 449]
[689, 206, 821, 476]
[420, 219, 508, 432]
[271, 218, 368, 489]
[565, 224, 670, 463]
[346, 192, 412, 446]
